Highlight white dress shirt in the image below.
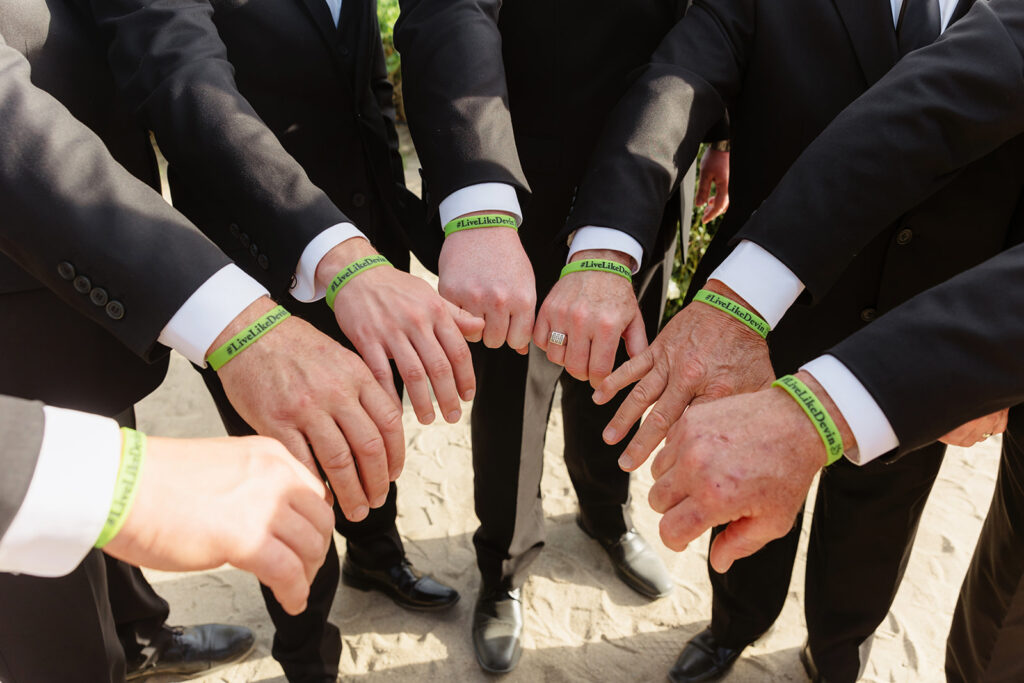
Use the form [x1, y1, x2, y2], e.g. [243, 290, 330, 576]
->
[709, 0, 957, 464]
[0, 407, 121, 577]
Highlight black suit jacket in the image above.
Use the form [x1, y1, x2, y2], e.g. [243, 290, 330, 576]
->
[567, 0, 1024, 373]
[86, 0, 427, 292]
[396, 0, 687, 278]
[0, 3, 231, 415]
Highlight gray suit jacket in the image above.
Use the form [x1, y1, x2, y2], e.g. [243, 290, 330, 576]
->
[0, 396, 45, 545]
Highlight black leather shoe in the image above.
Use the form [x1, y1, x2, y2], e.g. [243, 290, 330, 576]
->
[472, 586, 524, 674]
[800, 642, 826, 682]
[125, 624, 255, 680]
[342, 555, 460, 612]
[667, 628, 747, 682]
[577, 515, 674, 599]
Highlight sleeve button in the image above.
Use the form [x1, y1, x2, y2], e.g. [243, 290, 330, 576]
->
[860, 307, 877, 323]
[73, 275, 92, 294]
[105, 301, 125, 320]
[57, 261, 76, 280]
[89, 287, 109, 307]
[257, 254, 270, 270]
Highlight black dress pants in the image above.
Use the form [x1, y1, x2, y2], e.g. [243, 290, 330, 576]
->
[708, 441, 947, 682]
[469, 169, 681, 588]
[947, 405, 1024, 682]
[200, 297, 405, 682]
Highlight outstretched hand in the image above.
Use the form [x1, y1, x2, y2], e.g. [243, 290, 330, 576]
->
[594, 280, 774, 471]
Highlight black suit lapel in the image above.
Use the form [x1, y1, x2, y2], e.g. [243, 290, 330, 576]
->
[831, 0, 900, 86]
[296, 0, 341, 49]
[948, 0, 976, 26]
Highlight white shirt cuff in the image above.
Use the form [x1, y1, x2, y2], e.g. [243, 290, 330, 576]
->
[0, 407, 121, 577]
[438, 183, 523, 229]
[801, 355, 900, 465]
[707, 240, 805, 329]
[568, 226, 643, 273]
[158, 264, 269, 367]
[290, 223, 368, 303]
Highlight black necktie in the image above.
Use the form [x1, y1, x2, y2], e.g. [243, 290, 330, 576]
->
[897, 0, 942, 56]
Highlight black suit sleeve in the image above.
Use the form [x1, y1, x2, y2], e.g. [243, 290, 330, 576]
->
[0, 395, 45, 545]
[0, 33, 230, 359]
[826, 230, 1024, 455]
[565, 0, 753, 257]
[394, 0, 529, 214]
[737, 0, 1024, 302]
[88, 0, 351, 298]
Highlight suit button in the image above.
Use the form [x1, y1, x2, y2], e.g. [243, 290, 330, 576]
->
[57, 261, 76, 280]
[896, 228, 913, 245]
[228, 223, 240, 237]
[249, 243, 259, 258]
[860, 307, 877, 323]
[105, 300, 125, 320]
[73, 275, 92, 294]
[352, 192, 366, 207]
[89, 287, 109, 307]
[240, 232, 251, 248]
[338, 46, 350, 57]
[257, 254, 270, 270]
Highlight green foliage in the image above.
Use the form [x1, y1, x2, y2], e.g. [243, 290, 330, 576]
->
[377, 0, 405, 120]
[664, 146, 723, 321]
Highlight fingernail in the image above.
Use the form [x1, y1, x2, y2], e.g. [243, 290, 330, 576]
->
[618, 454, 633, 470]
[593, 390, 605, 403]
[389, 466, 403, 481]
[603, 427, 618, 443]
[422, 412, 435, 424]
[463, 389, 476, 401]
[372, 495, 387, 508]
[446, 409, 461, 423]
[353, 506, 369, 521]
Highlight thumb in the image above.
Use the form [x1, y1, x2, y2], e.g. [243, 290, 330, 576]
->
[445, 300, 485, 342]
[695, 173, 711, 206]
[622, 312, 648, 359]
[708, 516, 783, 574]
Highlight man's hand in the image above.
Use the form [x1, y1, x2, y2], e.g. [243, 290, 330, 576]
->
[317, 237, 484, 425]
[103, 434, 335, 616]
[696, 147, 730, 224]
[649, 370, 855, 573]
[940, 408, 1010, 446]
[437, 215, 536, 353]
[213, 297, 404, 523]
[533, 249, 646, 388]
[595, 279, 774, 471]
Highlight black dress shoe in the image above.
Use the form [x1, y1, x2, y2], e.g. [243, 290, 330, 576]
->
[125, 624, 255, 680]
[667, 627, 747, 683]
[800, 642, 826, 682]
[341, 555, 460, 612]
[472, 586, 523, 674]
[577, 515, 674, 599]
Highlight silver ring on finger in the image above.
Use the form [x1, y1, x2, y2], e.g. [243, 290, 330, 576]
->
[549, 331, 567, 346]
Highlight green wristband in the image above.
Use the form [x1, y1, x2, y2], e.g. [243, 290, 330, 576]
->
[559, 259, 633, 283]
[206, 305, 291, 371]
[693, 289, 770, 339]
[325, 255, 392, 310]
[772, 375, 845, 466]
[95, 428, 147, 549]
[443, 213, 518, 237]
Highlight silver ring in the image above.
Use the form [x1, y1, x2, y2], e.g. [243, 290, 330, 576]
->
[982, 432, 993, 440]
[549, 331, 567, 346]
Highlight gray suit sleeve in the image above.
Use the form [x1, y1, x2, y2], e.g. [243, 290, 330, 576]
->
[0, 31, 231, 359]
[0, 396, 45, 545]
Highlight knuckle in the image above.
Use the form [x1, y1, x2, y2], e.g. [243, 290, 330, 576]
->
[425, 356, 451, 378]
[403, 365, 427, 383]
[355, 434, 386, 457]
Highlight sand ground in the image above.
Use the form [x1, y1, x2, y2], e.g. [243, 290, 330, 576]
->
[131, 127, 1001, 682]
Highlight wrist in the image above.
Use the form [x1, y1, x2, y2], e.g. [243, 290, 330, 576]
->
[570, 249, 632, 267]
[705, 279, 760, 317]
[206, 296, 278, 358]
[770, 371, 858, 466]
[793, 370, 857, 451]
[314, 237, 377, 292]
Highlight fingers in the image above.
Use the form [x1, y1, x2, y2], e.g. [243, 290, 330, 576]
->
[705, 192, 730, 223]
[304, 415, 371, 522]
[445, 300, 485, 343]
[657, 497, 707, 553]
[695, 170, 712, 207]
[359, 343, 401, 408]
[708, 517, 781, 574]
[276, 429, 320, 477]
[390, 338, 435, 424]
[482, 310, 512, 349]
[253, 536, 312, 616]
[506, 304, 536, 354]
[622, 313, 648, 360]
[593, 349, 655, 406]
[408, 330, 463, 423]
[563, 332, 592, 382]
[272, 507, 332, 584]
[359, 380, 406, 481]
[587, 331, 619, 390]
[331, 404, 391, 510]
[434, 312, 477, 403]
[618, 378, 694, 470]
[994, 409, 1010, 436]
